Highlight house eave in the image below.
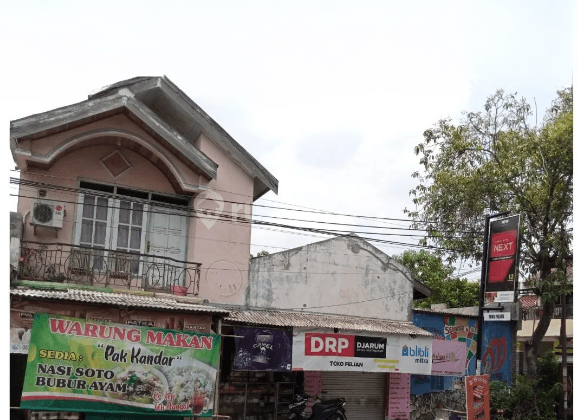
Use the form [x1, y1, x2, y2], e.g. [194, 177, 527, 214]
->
[10, 94, 218, 181]
[90, 76, 279, 200]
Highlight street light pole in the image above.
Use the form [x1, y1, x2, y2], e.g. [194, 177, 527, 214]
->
[476, 211, 510, 375]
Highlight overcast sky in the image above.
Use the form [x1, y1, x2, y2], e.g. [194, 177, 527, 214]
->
[2, 0, 573, 279]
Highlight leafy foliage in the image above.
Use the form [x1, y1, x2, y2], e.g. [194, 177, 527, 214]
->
[489, 351, 562, 419]
[393, 250, 479, 308]
[250, 250, 271, 259]
[406, 87, 572, 379]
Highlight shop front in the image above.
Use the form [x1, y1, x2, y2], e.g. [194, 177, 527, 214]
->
[10, 288, 228, 420]
[222, 307, 433, 420]
[218, 325, 296, 420]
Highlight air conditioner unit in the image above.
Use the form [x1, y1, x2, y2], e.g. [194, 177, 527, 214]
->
[31, 200, 64, 229]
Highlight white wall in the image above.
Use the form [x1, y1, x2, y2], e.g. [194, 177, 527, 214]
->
[247, 235, 414, 321]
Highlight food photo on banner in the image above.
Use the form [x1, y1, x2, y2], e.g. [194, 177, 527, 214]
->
[292, 330, 432, 374]
[21, 313, 221, 417]
[232, 327, 293, 371]
[485, 214, 521, 304]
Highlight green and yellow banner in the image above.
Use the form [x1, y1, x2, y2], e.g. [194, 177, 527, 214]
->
[21, 313, 221, 417]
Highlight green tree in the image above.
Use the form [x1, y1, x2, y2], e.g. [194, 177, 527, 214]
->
[489, 351, 561, 419]
[406, 87, 573, 381]
[394, 250, 479, 309]
[250, 250, 271, 259]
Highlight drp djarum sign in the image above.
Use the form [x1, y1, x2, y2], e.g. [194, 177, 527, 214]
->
[292, 330, 432, 374]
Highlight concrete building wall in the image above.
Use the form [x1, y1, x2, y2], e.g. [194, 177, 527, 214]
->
[247, 235, 414, 321]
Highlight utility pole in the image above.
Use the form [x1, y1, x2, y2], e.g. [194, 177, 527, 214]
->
[476, 211, 510, 375]
[561, 291, 568, 420]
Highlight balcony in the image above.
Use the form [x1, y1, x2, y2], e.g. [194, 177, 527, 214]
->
[522, 304, 573, 320]
[17, 241, 201, 296]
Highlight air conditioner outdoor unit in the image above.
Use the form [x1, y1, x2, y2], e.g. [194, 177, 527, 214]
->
[31, 200, 64, 229]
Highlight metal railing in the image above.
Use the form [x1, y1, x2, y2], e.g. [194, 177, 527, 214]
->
[522, 304, 573, 320]
[18, 241, 201, 296]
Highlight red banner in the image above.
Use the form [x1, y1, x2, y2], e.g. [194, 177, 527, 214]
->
[466, 375, 490, 419]
[484, 215, 521, 303]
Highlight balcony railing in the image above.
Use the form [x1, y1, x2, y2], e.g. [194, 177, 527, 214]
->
[17, 241, 201, 296]
[522, 305, 573, 320]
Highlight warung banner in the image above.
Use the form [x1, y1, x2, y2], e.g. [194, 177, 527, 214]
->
[21, 313, 220, 417]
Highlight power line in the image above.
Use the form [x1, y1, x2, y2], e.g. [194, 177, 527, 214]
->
[12, 190, 469, 253]
[11, 179, 484, 238]
[11, 171, 476, 227]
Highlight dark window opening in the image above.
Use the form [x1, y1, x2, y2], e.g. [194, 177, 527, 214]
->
[11, 353, 28, 408]
[151, 194, 190, 207]
[117, 187, 149, 200]
[79, 181, 114, 194]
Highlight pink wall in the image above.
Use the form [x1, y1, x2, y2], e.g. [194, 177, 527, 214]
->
[16, 115, 256, 304]
[18, 143, 177, 245]
[189, 134, 254, 305]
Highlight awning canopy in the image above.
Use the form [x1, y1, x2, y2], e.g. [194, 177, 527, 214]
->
[223, 306, 432, 337]
[11, 286, 229, 315]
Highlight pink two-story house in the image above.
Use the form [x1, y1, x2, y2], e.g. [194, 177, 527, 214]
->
[11, 76, 278, 303]
[9, 77, 278, 419]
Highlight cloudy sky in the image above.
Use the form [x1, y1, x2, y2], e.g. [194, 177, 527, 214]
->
[2, 0, 573, 279]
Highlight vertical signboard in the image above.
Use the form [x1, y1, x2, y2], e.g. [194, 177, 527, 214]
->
[466, 375, 490, 420]
[484, 214, 521, 304]
[386, 373, 410, 420]
[303, 371, 323, 415]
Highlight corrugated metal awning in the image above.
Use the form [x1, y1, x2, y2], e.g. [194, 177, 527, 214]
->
[224, 307, 432, 337]
[10, 287, 229, 315]
[413, 307, 479, 317]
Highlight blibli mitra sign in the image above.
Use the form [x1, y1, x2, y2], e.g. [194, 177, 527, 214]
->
[402, 345, 430, 364]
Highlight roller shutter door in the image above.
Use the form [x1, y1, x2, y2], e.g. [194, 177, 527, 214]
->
[322, 372, 385, 420]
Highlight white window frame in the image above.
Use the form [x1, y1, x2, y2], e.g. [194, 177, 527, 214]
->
[110, 197, 149, 275]
[73, 181, 190, 281]
[73, 193, 113, 271]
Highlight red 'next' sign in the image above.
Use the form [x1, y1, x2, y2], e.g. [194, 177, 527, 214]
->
[489, 230, 517, 258]
[484, 215, 521, 302]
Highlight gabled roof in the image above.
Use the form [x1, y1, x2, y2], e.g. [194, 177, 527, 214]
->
[10, 76, 278, 200]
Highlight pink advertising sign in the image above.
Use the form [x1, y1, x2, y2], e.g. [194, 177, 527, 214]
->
[303, 371, 323, 415]
[431, 340, 467, 376]
[387, 373, 410, 420]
